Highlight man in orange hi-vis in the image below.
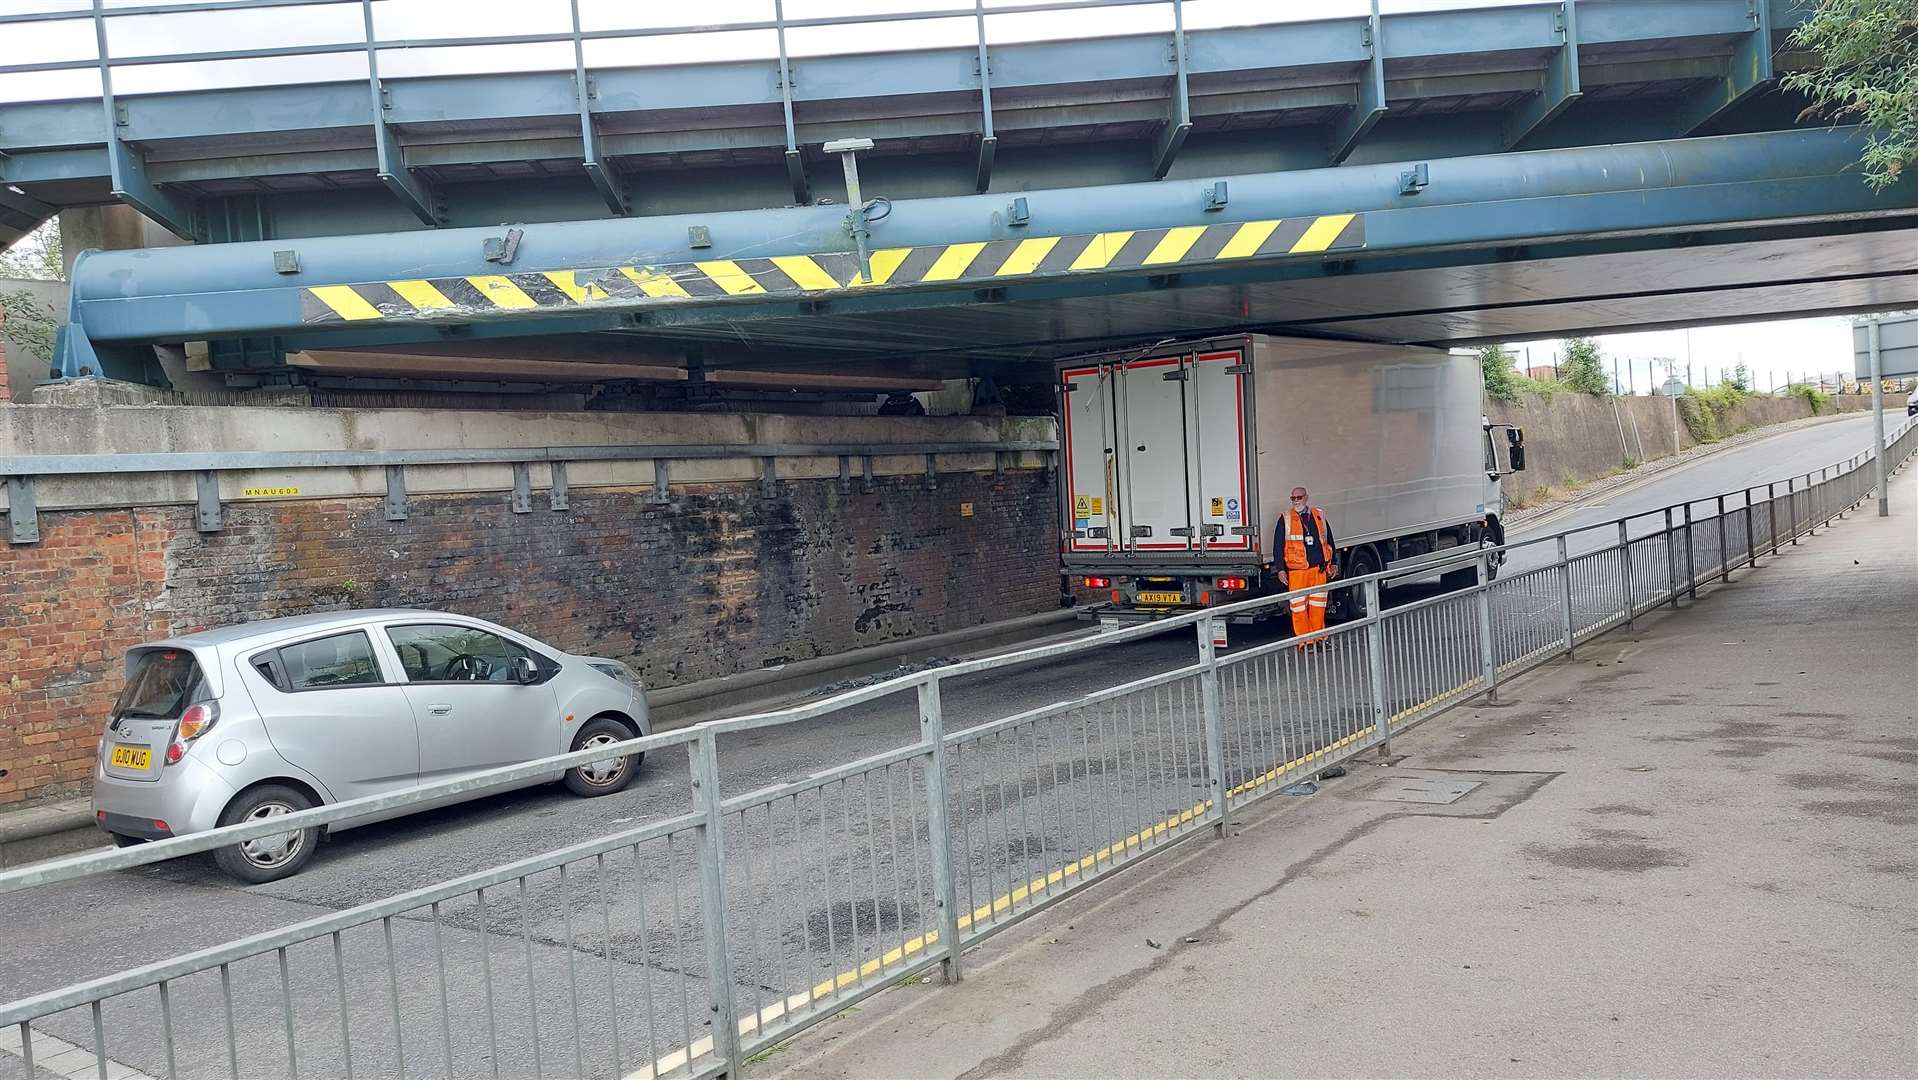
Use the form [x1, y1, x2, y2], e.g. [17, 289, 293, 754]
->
[1278, 486, 1338, 647]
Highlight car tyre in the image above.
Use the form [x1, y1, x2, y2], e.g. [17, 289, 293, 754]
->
[213, 784, 320, 884]
[564, 717, 643, 797]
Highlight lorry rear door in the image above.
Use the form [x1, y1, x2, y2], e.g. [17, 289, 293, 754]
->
[1116, 354, 1196, 554]
[1062, 363, 1119, 554]
[1186, 348, 1254, 556]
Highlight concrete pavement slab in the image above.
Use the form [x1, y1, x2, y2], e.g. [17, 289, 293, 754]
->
[771, 469, 1918, 1080]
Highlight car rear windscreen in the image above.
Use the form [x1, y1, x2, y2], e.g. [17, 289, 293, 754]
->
[112, 649, 208, 720]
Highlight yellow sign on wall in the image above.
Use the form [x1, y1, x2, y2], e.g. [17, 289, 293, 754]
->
[959, 502, 975, 517]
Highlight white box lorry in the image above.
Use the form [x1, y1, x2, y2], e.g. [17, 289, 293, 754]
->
[1057, 333, 1526, 621]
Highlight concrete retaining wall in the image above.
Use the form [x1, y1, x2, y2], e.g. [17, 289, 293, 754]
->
[1487, 392, 1897, 506]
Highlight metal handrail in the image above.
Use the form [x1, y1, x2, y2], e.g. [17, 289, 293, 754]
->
[0, 0, 1279, 76]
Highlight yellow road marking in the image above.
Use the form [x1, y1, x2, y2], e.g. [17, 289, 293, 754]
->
[541, 269, 610, 304]
[696, 260, 766, 295]
[465, 275, 538, 310]
[770, 254, 843, 291]
[1289, 213, 1357, 253]
[1141, 225, 1208, 265]
[618, 266, 690, 298]
[995, 235, 1062, 276]
[923, 241, 988, 282]
[1218, 219, 1282, 259]
[308, 285, 382, 321]
[1068, 231, 1134, 271]
[387, 279, 456, 312]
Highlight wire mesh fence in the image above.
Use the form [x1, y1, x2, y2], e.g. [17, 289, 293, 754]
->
[4, 415, 1913, 1080]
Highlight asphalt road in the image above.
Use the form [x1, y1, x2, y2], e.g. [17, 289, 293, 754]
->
[1, 410, 1897, 1080]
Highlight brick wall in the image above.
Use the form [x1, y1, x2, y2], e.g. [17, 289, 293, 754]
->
[0, 470, 1061, 805]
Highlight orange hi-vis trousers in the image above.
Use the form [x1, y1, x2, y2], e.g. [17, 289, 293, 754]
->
[1287, 565, 1330, 638]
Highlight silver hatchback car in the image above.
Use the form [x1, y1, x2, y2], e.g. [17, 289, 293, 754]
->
[92, 609, 651, 882]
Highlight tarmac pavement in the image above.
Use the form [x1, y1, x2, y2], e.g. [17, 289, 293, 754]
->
[769, 467, 1918, 1079]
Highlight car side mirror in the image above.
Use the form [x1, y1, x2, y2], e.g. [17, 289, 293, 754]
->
[512, 656, 539, 685]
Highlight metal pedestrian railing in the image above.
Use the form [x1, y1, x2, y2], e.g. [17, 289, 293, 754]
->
[2, 414, 1912, 1080]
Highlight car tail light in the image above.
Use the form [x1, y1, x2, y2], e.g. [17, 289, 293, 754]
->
[1082, 576, 1111, 589]
[177, 702, 218, 742]
[1218, 577, 1249, 591]
[165, 701, 218, 766]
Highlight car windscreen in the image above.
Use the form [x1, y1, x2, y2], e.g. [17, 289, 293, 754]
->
[112, 649, 209, 720]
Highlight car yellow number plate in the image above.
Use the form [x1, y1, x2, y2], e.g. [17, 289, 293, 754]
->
[110, 744, 151, 769]
[1136, 591, 1185, 604]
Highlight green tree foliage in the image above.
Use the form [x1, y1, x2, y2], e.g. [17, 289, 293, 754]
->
[1724, 363, 1753, 393]
[1559, 337, 1611, 396]
[1479, 343, 1520, 402]
[0, 288, 58, 366]
[1784, 0, 1916, 191]
[0, 220, 63, 282]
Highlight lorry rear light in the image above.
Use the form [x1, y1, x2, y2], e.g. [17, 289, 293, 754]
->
[1218, 577, 1248, 591]
[1199, 591, 1211, 605]
[1110, 590, 1122, 603]
[1082, 576, 1112, 589]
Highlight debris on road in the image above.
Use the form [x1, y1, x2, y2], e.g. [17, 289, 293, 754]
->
[1280, 781, 1318, 796]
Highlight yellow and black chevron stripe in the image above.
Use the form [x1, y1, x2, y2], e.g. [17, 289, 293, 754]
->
[301, 213, 1364, 324]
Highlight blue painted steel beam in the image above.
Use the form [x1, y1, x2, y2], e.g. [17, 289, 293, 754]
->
[1674, 0, 1775, 134]
[88, 0, 200, 241]
[59, 128, 1913, 353]
[1151, 0, 1192, 181]
[0, 179, 57, 247]
[362, 1, 443, 227]
[1504, 1, 1581, 150]
[1330, 2, 1387, 166]
[973, 0, 996, 192]
[570, 0, 627, 217]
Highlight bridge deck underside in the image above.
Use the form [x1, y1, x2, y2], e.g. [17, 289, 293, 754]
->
[546, 228, 1918, 376]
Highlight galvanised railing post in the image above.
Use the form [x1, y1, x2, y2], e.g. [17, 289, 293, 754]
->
[1474, 555, 1497, 704]
[1726, 494, 1741, 586]
[1556, 535, 1575, 655]
[916, 679, 964, 984]
[1365, 577, 1392, 753]
[1767, 481, 1780, 554]
[687, 729, 743, 1073]
[1683, 502, 1698, 601]
[1197, 615, 1229, 838]
[1743, 487, 1756, 569]
[1618, 520, 1634, 627]
[1664, 508, 1679, 608]
[1788, 477, 1800, 545]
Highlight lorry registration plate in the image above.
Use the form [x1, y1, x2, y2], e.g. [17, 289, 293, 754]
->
[1136, 591, 1184, 604]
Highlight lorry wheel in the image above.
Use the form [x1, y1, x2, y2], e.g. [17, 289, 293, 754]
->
[1333, 548, 1383, 621]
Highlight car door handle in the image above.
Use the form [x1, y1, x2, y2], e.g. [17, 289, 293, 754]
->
[426, 704, 453, 715]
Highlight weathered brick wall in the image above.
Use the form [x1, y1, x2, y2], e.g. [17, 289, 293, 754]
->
[0, 471, 1061, 804]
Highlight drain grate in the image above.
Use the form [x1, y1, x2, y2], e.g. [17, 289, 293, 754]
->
[1362, 775, 1484, 805]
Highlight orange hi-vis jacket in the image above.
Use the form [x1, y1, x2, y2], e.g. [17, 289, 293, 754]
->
[1281, 506, 1335, 571]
